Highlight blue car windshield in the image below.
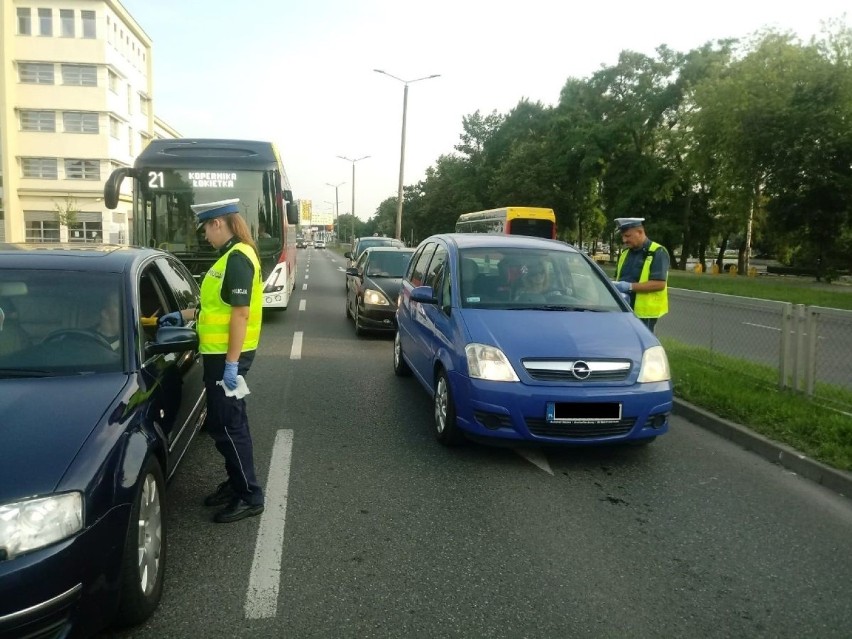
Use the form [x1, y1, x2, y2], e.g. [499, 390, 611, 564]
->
[0, 270, 125, 376]
[457, 248, 623, 311]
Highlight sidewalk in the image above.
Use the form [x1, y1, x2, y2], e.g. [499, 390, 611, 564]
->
[673, 398, 852, 500]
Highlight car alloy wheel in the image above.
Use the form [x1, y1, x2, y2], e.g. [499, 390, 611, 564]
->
[115, 457, 167, 627]
[434, 370, 464, 446]
[393, 331, 411, 376]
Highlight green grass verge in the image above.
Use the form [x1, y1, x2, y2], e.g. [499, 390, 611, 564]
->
[662, 338, 852, 472]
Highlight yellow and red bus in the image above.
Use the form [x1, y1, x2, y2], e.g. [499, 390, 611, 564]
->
[455, 206, 556, 239]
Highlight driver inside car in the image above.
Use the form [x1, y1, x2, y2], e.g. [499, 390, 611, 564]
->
[91, 291, 121, 351]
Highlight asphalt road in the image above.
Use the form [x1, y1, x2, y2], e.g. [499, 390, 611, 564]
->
[101, 248, 852, 639]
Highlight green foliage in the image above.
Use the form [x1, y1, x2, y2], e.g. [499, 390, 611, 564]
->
[54, 195, 79, 227]
[360, 20, 852, 275]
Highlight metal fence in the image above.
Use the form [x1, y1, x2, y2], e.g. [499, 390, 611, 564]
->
[657, 289, 852, 412]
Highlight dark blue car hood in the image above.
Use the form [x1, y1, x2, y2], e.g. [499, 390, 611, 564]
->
[459, 309, 656, 362]
[0, 374, 129, 502]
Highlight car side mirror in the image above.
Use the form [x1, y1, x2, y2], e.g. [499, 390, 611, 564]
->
[411, 285, 437, 304]
[345, 267, 359, 276]
[146, 326, 199, 356]
[344, 252, 352, 259]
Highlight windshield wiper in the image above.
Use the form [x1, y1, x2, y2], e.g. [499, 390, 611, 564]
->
[510, 305, 596, 311]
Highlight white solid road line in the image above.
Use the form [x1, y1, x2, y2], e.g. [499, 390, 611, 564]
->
[299, 299, 306, 311]
[244, 429, 294, 619]
[290, 331, 303, 360]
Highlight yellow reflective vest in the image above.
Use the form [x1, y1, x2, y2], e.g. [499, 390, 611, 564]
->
[198, 242, 262, 354]
[615, 241, 669, 319]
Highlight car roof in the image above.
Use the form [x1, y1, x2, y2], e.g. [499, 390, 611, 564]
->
[426, 233, 578, 252]
[0, 243, 165, 272]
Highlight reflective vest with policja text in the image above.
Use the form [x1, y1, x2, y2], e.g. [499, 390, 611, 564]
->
[615, 241, 669, 319]
[198, 242, 262, 354]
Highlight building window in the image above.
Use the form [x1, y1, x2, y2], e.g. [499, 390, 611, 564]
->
[109, 116, 122, 138]
[20, 110, 56, 132]
[22, 157, 58, 179]
[81, 10, 96, 38]
[108, 69, 119, 93]
[26, 220, 61, 242]
[140, 95, 150, 115]
[60, 9, 74, 37]
[38, 8, 53, 36]
[19, 63, 54, 84]
[68, 221, 103, 243]
[64, 159, 101, 180]
[61, 64, 97, 86]
[63, 111, 99, 134]
[17, 8, 32, 35]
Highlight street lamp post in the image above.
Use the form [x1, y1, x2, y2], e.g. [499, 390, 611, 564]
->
[325, 181, 345, 243]
[337, 155, 370, 244]
[373, 69, 440, 240]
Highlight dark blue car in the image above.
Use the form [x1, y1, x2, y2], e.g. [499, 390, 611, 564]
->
[0, 244, 206, 637]
[393, 234, 673, 446]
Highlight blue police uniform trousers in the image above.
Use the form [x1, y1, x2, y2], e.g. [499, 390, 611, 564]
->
[204, 379, 264, 506]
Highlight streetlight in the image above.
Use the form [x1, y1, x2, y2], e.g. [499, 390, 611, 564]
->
[325, 181, 345, 243]
[374, 69, 440, 240]
[337, 154, 370, 244]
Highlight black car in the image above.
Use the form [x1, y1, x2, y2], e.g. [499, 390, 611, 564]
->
[344, 236, 405, 291]
[345, 246, 415, 335]
[0, 244, 206, 638]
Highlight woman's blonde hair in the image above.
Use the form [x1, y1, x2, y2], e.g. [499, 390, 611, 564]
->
[222, 213, 258, 258]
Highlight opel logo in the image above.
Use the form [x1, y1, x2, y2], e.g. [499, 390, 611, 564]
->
[571, 360, 591, 380]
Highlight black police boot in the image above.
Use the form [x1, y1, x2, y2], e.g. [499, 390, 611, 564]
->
[203, 481, 237, 507]
[213, 498, 264, 524]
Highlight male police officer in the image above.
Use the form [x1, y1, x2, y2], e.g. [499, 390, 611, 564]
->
[612, 217, 669, 333]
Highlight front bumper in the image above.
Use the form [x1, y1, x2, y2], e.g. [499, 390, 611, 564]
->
[358, 305, 398, 332]
[449, 369, 673, 445]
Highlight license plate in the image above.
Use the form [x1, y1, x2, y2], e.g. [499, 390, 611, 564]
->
[546, 402, 622, 424]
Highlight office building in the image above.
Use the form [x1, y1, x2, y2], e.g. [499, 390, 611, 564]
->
[0, 0, 178, 243]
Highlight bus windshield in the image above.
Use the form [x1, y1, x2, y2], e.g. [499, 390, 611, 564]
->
[135, 168, 281, 257]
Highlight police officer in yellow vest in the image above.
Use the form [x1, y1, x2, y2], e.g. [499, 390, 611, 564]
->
[612, 217, 669, 333]
[159, 198, 264, 523]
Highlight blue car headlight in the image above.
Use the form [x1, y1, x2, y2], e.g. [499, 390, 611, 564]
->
[0, 492, 83, 559]
[465, 343, 519, 382]
[363, 288, 390, 306]
[637, 345, 671, 383]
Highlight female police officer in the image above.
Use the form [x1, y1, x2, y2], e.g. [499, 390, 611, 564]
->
[159, 198, 264, 523]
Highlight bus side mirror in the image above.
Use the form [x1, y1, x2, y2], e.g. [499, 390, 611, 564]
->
[104, 167, 133, 210]
[283, 190, 299, 225]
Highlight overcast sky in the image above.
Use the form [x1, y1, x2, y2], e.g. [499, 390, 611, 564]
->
[120, 0, 848, 223]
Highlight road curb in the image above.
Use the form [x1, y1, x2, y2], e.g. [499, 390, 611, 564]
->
[673, 398, 852, 500]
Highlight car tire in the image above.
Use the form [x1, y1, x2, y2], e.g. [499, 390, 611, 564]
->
[114, 456, 167, 628]
[354, 303, 365, 336]
[434, 369, 464, 446]
[345, 296, 352, 319]
[393, 331, 411, 377]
